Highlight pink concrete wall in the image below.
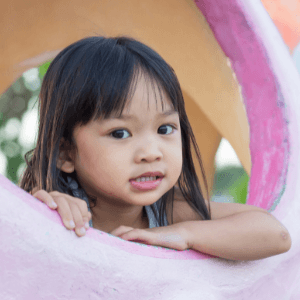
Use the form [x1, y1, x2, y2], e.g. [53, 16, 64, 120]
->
[0, 0, 300, 298]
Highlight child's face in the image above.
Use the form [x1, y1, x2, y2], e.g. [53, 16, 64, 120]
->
[65, 76, 182, 208]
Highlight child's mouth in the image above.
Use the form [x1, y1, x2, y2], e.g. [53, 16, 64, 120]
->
[129, 177, 164, 191]
[131, 176, 161, 182]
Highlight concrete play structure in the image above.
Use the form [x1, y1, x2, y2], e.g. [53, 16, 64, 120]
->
[1, 0, 300, 299]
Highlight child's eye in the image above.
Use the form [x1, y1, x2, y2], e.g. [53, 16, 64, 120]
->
[109, 124, 177, 139]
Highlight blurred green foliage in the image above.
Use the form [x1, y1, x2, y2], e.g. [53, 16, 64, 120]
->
[212, 166, 249, 204]
[0, 60, 249, 204]
[39, 61, 52, 79]
[0, 60, 52, 186]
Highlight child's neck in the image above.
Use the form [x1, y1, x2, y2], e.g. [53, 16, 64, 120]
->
[90, 203, 149, 233]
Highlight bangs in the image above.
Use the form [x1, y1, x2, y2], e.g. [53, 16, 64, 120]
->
[92, 66, 177, 122]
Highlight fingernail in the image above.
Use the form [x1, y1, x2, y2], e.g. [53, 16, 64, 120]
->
[51, 201, 57, 208]
[69, 220, 75, 228]
[84, 222, 89, 229]
[79, 227, 86, 235]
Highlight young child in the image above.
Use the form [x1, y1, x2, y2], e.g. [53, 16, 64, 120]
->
[19, 36, 291, 261]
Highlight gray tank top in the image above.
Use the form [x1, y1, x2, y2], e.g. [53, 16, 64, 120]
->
[65, 176, 168, 228]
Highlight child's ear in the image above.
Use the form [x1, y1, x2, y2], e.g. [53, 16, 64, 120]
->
[57, 138, 75, 173]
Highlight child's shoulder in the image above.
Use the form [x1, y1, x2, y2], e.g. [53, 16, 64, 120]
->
[169, 186, 270, 224]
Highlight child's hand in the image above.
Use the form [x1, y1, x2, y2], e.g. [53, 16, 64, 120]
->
[31, 188, 92, 237]
[109, 223, 191, 251]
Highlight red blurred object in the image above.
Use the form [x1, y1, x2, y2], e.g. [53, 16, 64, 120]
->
[262, 0, 300, 53]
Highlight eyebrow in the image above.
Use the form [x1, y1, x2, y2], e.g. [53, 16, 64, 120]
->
[110, 109, 178, 120]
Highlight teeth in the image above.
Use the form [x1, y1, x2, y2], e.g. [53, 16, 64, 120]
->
[135, 176, 157, 182]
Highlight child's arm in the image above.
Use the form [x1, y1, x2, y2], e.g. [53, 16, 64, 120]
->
[181, 203, 292, 261]
[31, 188, 91, 237]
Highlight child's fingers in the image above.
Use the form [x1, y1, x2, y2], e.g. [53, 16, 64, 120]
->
[76, 201, 92, 227]
[54, 196, 77, 230]
[51, 192, 91, 223]
[32, 189, 92, 236]
[33, 190, 58, 209]
[69, 203, 89, 237]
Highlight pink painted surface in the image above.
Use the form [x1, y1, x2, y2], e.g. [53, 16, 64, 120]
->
[196, 0, 289, 212]
[1, 0, 300, 298]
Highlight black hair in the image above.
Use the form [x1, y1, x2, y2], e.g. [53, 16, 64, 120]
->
[19, 36, 211, 225]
